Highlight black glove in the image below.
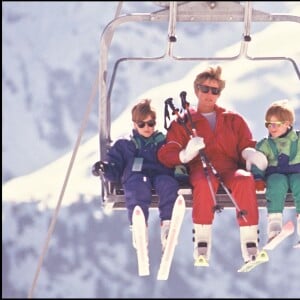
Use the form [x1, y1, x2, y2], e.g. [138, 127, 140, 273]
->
[92, 161, 109, 176]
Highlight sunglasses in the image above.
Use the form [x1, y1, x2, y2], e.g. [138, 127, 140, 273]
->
[197, 84, 221, 95]
[265, 121, 286, 128]
[136, 119, 156, 128]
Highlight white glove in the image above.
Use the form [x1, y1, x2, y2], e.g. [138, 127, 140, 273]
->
[179, 136, 205, 163]
[242, 147, 268, 171]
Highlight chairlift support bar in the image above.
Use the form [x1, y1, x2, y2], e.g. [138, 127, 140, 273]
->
[98, 1, 299, 209]
[109, 187, 295, 209]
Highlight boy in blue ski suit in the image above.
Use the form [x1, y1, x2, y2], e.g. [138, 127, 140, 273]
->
[251, 99, 300, 246]
[92, 99, 179, 251]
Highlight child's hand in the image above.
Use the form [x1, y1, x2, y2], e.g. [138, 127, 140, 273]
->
[92, 161, 109, 176]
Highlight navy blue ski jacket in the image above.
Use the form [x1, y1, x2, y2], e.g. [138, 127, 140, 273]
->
[103, 129, 175, 184]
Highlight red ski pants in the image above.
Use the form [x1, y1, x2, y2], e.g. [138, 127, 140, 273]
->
[190, 168, 259, 226]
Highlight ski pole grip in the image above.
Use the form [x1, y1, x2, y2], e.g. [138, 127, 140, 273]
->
[165, 97, 179, 116]
[180, 91, 197, 137]
[180, 91, 189, 108]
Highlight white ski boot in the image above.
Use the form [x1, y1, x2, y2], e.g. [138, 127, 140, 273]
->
[193, 224, 212, 266]
[240, 225, 259, 263]
[267, 213, 283, 243]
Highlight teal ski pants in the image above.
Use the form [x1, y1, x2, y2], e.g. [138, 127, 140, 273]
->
[266, 173, 300, 214]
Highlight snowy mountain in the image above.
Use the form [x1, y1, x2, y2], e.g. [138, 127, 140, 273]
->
[3, 1, 300, 182]
[2, 2, 300, 298]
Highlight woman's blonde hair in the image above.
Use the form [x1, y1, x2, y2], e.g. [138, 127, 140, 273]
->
[193, 65, 226, 94]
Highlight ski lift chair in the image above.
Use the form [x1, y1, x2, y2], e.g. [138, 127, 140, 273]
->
[97, 1, 299, 210]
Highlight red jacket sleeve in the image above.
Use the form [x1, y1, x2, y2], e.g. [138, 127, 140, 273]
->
[157, 119, 191, 168]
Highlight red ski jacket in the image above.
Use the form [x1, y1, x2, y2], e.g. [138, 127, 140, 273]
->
[158, 105, 256, 174]
[158, 105, 258, 225]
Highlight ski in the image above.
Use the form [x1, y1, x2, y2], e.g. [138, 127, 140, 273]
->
[237, 250, 269, 272]
[293, 242, 300, 249]
[263, 220, 295, 251]
[157, 194, 186, 280]
[132, 205, 149, 276]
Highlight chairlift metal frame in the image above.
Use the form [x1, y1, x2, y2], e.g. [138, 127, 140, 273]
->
[98, 1, 299, 210]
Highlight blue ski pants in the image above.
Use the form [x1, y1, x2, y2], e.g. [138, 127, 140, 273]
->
[124, 173, 179, 224]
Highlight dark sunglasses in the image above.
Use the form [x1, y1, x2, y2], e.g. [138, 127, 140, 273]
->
[197, 84, 221, 95]
[265, 121, 286, 129]
[136, 119, 156, 128]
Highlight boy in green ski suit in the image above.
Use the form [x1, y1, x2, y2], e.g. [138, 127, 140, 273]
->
[252, 99, 300, 246]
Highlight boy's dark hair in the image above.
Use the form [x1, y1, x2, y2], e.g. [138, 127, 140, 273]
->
[132, 99, 156, 122]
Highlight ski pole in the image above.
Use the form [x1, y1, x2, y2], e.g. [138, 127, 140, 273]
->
[165, 97, 223, 214]
[164, 98, 191, 134]
[179, 91, 247, 221]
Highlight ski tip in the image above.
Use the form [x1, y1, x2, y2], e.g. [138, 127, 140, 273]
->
[263, 221, 295, 250]
[293, 242, 300, 249]
[157, 274, 168, 281]
[237, 250, 269, 272]
[285, 220, 295, 232]
[139, 271, 150, 277]
[177, 195, 185, 203]
[133, 205, 142, 214]
[176, 194, 185, 205]
[138, 262, 150, 277]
